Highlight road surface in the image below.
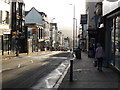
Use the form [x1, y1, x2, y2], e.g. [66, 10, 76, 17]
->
[2, 51, 71, 89]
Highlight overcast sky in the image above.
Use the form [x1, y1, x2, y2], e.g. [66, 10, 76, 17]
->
[24, 0, 86, 37]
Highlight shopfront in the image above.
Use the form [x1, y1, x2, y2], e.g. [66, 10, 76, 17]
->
[111, 16, 120, 70]
[103, 0, 120, 71]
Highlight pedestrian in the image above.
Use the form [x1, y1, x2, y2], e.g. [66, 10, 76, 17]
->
[95, 43, 104, 72]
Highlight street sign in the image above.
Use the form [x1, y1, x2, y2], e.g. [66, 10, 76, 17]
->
[80, 14, 87, 24]
[32, 28, 37, 34]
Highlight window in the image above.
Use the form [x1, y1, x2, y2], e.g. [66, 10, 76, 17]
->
[0, 10, 2, 24]
[111, 16, 120, 70]
[115, 16, 120, 70]
[5, 11, 9, 24]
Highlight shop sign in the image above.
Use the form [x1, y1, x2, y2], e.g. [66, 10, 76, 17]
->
[0, 29, 3, 35]
[0, 24, 10, 34]
[3, 29, 11, 34]
[32, 28, 37, 34]
[80, 14, 87, 24]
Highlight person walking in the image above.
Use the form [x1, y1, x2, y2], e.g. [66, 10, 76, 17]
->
[95, 43, 104, 71]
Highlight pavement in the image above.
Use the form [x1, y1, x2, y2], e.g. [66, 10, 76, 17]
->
[57, 52, 120, 89]
[1, 51, 63, 73]
[1, 51, 53, 60]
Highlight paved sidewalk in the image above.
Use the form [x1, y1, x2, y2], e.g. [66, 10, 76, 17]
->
[1, 51, 60, 60]
[58, 52, 120, 89]
[1, 51, 63, 72]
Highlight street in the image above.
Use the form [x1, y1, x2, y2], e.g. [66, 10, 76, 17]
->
[2, 51, 71, 88]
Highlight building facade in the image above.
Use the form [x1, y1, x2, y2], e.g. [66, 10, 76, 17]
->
[25, 7, 50, 52]
[86, 1, 97, 52]
[103, 0, 120, 71]
[86, 1, 105, 54]
[50, 23, 58, 50]
[10, 0, 26, 56]
[0, 0, 11, 55]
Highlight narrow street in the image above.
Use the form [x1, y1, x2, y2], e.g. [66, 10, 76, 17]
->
[1, 0, 120, 90]
[2, 51, 70, 88]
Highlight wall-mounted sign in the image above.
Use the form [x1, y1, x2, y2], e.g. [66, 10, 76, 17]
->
[32, 28, 37, 34]
[80, 14, 87, 24]
[3, 29, 11, 34]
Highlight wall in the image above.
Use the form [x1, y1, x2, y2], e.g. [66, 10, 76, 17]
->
[103, 0, 120, 16]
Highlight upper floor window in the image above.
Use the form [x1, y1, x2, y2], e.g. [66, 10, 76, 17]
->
[0, 10, 2, 24]
[5, 11, 9, 24]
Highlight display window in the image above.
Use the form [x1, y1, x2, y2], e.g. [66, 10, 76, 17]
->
[111, 16, 120, 70]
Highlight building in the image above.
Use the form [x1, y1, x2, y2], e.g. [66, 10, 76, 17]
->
[50, 23, 58, 50]
[10, 0, 26, 56]
[85, 0, 104, 53]
[94, 2, 105, 49]
[103, 0, 120, 71]
[80, 14, 88, 51]
[25, 7, 50, 52]
[64, 37, 69, 51]
[0, 0, 11, 55]
[42, 14, 50, 51]
[86, 1, 97, 52]
[57, 31, 64, 50]
[0, 0, 25, 56]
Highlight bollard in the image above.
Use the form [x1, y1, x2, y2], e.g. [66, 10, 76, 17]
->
[70, 59, 73, 82]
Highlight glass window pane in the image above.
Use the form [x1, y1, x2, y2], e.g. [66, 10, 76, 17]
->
[115, 16, 120, 70]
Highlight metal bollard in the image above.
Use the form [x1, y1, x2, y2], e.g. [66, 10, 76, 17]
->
[70, 59, 73, 82]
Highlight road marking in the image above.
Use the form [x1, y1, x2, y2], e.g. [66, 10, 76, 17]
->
[50, 57, 67, 59]
[55, 69, 62, 75]
[32, 60, 69, 89]
[31, 60, 33, 63]
[18, 64, 21, 68]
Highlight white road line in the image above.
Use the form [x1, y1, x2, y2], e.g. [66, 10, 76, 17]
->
[18, 64, 21, 68]
[31, 60, 33, 63]
[55, 69, 62, 75]
[32, 60, 69, 89]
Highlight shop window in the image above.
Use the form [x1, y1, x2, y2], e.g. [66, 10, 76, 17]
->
[111, 18, 116, 65]
[3, 35, 9, 51]
[111, 16, 120, 70]
[115, 16, 120, 69]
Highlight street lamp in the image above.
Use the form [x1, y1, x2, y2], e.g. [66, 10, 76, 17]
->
[70, 4, 75, 51]
[75, 18, 77, 48]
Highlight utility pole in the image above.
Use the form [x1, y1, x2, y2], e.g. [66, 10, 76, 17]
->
[70, 4, 75, 51]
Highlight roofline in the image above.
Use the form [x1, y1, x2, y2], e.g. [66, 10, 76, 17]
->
[103, 7, 120, 18]
[25, 23, 43, 26]
[25, 7, 47, 17]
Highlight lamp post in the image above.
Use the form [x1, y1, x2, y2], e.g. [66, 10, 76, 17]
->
[70, 4, 75, 51]
[75, 18, 77, 48]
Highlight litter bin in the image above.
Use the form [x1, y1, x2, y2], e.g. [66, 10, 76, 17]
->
[74, 48, 81, 59]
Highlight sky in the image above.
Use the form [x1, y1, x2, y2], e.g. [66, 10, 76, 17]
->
[24, 0, 86, 37]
